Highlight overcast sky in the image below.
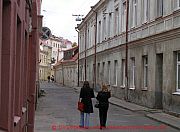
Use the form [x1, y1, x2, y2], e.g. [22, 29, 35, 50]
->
[41, 0, 99, 43]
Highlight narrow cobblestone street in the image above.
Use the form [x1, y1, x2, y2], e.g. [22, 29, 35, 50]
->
[34, 82, 179, 132]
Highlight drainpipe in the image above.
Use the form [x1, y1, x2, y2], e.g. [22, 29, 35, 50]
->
[84, 24, 87, 81]
[75, 28, 80, 86]
[62, 61, 64, 86]
[94, 12, 97, 90]
[91, 6, 97, 90]
[125, 0, 129, 101]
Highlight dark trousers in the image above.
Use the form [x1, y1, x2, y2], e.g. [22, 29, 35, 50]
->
[99, 108, 108, 127]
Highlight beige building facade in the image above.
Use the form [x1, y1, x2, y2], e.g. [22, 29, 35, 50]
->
[78, 0, 180, 115]
[39, 45, 52, 81]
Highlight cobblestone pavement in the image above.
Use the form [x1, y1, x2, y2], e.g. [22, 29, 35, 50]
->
[34, 82, 179, 132]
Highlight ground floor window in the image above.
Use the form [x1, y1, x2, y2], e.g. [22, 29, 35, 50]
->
[176, 52, 180, 92]
[130, 57, 135, 88]
[143, 56, 148, 89]
[121, 59, 125, 87]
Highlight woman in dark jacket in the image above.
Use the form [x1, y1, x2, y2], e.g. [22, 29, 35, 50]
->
[79, 81, 95, 128]
[96, 84, 111, 129]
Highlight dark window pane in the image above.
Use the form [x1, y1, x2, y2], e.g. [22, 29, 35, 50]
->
[178, 52, 180, 61]
[178, 65, 180, 89]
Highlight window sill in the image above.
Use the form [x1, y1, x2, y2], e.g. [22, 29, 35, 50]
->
[142, 88, 148, 91]
[129, 87, 135, 90]
[14, 116, 21, 126]
[22, 107, 27, 115]
[120, 85, 125, 89]
[112, 85, 117, 87]
[172, 92, 180, 95]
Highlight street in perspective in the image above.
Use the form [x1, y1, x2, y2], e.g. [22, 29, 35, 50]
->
[0, 0, 180, 132]
[34, 82, 179, 132]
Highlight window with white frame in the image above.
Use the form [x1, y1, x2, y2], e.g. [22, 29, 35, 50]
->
[102, 62, 105, 81]
[102, 16, 106, 40]
[108, 61, 111, 84]
[114, 60, 118, 85]
[142, 0, 149, 23]
[87, 28, 89, 48]
[114, 7, 119, 35]
[174, 0, 180, 10]
[98, 21, 101, 43]
[132, 0, 137, 27]
[130, 57, 135, 88]
[121, 59, 126, 87]
[97, 63, 100, 81]
[157, 0, 163, 17]
[143, 56, 148, 89]
[122, 1, 126, 32]
[108, 13, 112, 37]
[176, 52, 180, 92]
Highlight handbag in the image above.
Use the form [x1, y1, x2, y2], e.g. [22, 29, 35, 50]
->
[77, 98, 84, 111]
[94, 101, 99, 108]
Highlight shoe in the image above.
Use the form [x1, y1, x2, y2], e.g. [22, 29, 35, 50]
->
[79, 125, 84, 128]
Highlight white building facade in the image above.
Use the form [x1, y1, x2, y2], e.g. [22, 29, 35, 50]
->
[78, 0, 180, 115]
[46, 36, 72, 64]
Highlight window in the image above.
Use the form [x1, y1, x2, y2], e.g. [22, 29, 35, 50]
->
[142, 0, 149, 23]
[103, 11, 107, 40]
[132, 0, 137, 27]
[114, 60, 118, 86]
[157, 0, 163, 17]
[108, 61, 111, 84]
[143, 56, 148, 88]
[97, 63, 100, 81]
[114, 7, 119, 35]
[102, 62, 105, 81]
[130, 57, 135, 88]
[121, 59, 126, 87]
[122, 1, 126, 32]
[176, 52, 180, 92]
[108, 13, 112, 37]
[98, 21, 101, 43]
[174, 0, 180, 10]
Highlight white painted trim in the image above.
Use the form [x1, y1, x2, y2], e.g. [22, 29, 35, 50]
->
[129, 87, 135, 90]
[14, 116, 21, 126]
[172, 92, 180, 95]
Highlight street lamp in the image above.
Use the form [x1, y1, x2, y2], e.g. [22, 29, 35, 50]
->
[75, 27, 80, 86]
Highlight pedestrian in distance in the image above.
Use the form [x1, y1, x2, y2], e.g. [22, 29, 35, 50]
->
[47, 76, 50, 83]
[96, 84, 111, 129]
[79, 81, 95, 129]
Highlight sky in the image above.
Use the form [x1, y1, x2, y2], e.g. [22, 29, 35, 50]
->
[41, 0, 100, 43]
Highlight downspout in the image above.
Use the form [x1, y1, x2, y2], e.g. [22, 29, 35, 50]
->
[84, 24, 87, 81]
[91, 6, 98, 90]
[94, 12, 97, 90]
[62, 61, 64, 86]
[125, 0, 129, 101]
[75, 28, 80, 86]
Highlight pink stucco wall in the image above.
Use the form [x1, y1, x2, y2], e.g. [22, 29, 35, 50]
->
[0, 0, 41, 132]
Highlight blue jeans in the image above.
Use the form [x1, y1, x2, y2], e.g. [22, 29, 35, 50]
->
[80, 112, 90, 128]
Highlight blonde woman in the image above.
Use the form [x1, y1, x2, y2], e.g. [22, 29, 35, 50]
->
[96, 84, 111, 129]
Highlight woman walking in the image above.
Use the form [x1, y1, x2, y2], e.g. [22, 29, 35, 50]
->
[79, 81, 95, 128]
[96, 84, 111, 129]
